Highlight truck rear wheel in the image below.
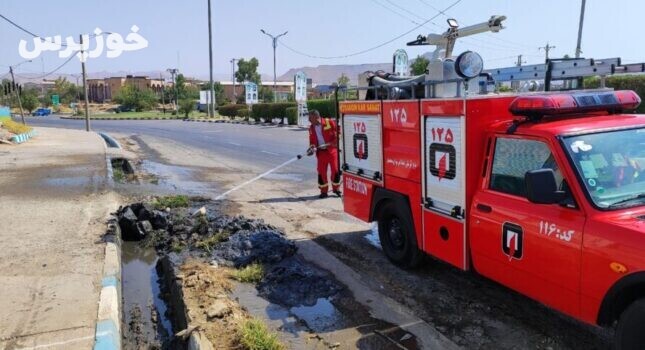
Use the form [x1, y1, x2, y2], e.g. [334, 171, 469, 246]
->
[615, 298, 645, 350]
[377, 201, 423, 269]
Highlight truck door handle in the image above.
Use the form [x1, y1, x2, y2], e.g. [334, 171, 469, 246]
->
[476, 204, 492, 213]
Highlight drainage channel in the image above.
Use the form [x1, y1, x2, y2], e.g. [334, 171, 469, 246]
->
[121, 241, 175, 349]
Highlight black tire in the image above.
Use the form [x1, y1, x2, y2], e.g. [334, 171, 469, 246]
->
[377, 201, 423, 269]
[615, 299, 645, 350]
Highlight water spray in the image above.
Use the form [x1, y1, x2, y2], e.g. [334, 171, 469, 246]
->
[214, 153, 306, 201]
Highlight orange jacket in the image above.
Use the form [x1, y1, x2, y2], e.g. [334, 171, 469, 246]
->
[308, 117, 338, 150]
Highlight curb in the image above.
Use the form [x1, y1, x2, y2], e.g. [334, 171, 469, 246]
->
[60, 116, 184, 121]
[183, 118, 306, 130]
[11, 130, 37, 143]
[94, 239, 121, 350]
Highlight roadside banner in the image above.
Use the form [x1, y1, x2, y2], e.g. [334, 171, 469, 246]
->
[244, 82, 258, 105]
[393, 49, 409, 76]
[199, 90, 212, 105]
[294, 71, 307, 102]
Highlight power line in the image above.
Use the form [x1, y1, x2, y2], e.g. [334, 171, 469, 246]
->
[280, 0, 463, 59]
[0, 13, 67, 46]
[22, 54, 78, 80]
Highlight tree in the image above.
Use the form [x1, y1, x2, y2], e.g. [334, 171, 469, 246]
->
[49, 77, 79, 104]
[337, 73, 350, 86]
[21, 89, 39, 113]
[260, 86, 274, 102]
[113, 84, 158, 112]
[200, 82, 227, 106]
[178, 98, 195, 117]
[235, 58, 261, 85]
[410, 55, 430, 75]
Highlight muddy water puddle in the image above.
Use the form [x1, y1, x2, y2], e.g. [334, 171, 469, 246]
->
[233, 266, 420, 350]
[121, 241, 174, 349]
[141, 160, 218, 197]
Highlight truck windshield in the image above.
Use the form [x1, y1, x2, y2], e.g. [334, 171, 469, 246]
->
[563, 127, 645, 209]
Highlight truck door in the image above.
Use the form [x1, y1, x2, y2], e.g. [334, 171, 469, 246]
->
[470, 135, 585, 317]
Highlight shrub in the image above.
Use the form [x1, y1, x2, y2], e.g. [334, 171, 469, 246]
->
[238, 318, 284, 350]
[113, 84, 158, 112]
[307, 99, 337, 118]
[285, 107, 298, 125]
[237, 108, 250, 120]
[585, 75, 645, 113]
[218, 104, 247, 117]
[179, 99, 195, 117]
[251, 103, 296, 123]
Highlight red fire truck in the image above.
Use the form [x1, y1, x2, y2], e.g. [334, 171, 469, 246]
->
[338, 16, 645, 349]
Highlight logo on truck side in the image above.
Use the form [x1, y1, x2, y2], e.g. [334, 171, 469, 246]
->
[352, 121, 368, 160]
[428, 127, 456, 181]
[502, 222, 523, 261]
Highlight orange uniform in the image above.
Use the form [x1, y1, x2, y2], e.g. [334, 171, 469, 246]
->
[308, 117, 341, 195]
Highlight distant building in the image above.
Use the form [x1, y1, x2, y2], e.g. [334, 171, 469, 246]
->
[87, 75, 165, 103]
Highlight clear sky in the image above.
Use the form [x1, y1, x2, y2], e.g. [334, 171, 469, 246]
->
[0, 0, 642, 80]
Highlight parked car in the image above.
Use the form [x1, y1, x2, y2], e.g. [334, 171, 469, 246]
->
[31, 108, 51, 116]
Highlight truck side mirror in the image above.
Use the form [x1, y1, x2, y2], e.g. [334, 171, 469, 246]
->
[525, 169, 566, 204]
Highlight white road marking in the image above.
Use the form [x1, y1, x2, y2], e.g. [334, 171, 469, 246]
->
[260, 150, 280, 156]
[227, 142, 241, 146]
[14, 335, 94, 350]
[203, 130, 223, 133]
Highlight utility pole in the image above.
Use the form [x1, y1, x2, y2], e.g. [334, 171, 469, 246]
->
[80, 34, 91, 132]
[8, 66, 26, 125]
[167, 68, 179, 115]
[230, 58, 238, 102]
[511, 55, 525, 91]
[260, 29, 288, 102]
[539, 42, 556, 62]
[160, 73, 166, 114]
[207, 0, 215, 117]
[575, 0, 586, 58]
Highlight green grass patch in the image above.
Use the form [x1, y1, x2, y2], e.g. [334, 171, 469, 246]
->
[1, 120, 33, 134]
[232, 263, 264, 283]
[239, 318, 284, 350]
[153, 195, 189, 209]
[195, 230, 230, 252]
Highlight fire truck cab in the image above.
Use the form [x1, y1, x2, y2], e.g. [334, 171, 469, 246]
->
[338, 16, 645, 349]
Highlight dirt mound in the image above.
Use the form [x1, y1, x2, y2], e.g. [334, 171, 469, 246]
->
[210, 230, 296, 268]
[258, 257, 343, 307]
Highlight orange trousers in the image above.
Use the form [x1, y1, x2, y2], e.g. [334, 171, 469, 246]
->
[316, 148, 341, 194]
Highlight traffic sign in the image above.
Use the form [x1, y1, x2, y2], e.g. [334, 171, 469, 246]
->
[52, 94, 60, 106]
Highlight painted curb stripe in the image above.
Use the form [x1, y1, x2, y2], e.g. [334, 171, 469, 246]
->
[93, 320, 119, 350]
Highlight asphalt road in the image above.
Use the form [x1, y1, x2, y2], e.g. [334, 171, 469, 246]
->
[21, 115, 318, 182]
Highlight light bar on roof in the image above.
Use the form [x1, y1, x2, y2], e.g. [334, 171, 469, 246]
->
[509, 90, 641, 117]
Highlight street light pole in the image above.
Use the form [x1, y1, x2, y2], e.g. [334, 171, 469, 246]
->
[575, 0, 586, 58]
[207, 0, 215, 117]
[230, 58, 238, 102]
[80, 34, 91, 132]
[167, 68, 179, 115]
[260, 29, 288, 102]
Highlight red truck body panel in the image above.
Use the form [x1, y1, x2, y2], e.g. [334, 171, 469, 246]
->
[339, 95, 645, 327]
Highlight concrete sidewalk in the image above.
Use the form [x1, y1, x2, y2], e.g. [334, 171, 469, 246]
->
[0, 127, 118, 350]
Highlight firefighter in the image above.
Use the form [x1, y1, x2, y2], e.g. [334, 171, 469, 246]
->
[307, 109, 341, 198]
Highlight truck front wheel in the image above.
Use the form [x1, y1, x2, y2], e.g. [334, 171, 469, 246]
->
[377, 201, 423, 269]
[615, 298, 645, 350]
